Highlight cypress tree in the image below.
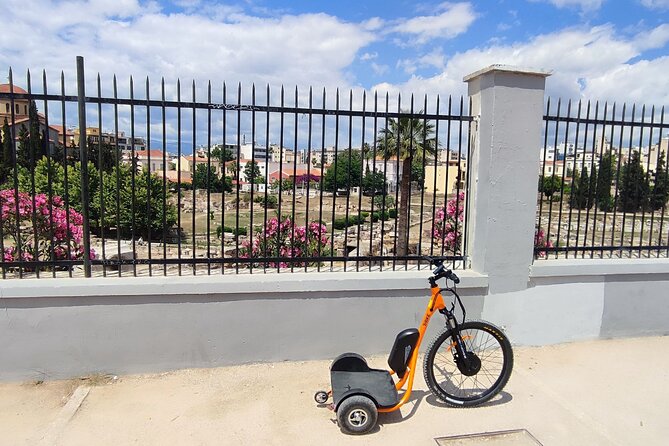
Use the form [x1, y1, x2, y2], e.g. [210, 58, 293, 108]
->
[619, 151, 650, 212]
[0, 119, 13, 184]
[650, 150, 669, 211]
[595, 152, 614, 211]
[28, 101, 45, 167]
[571, 166, 590, 209]
[587, 164, 597, 210]
[17, 125, 30, 169]
[569, 168, 580, 208]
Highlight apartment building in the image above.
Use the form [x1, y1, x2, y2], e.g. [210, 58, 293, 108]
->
[73, 127, 146, 152]
[308, 146, 338, 167]
[0, 84, 61, 152]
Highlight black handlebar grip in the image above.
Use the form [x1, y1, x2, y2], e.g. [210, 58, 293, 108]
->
[449, 272, 460, 284]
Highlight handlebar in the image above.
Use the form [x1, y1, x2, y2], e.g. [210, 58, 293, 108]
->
[423, 256, 460, 285]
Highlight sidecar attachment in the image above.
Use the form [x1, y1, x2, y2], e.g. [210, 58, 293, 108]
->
[330, 353, 400, 410]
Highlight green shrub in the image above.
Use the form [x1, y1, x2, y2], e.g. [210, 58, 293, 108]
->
[598, 196, 615, 212]
[333, 217, 348, 230]
[216, 225, 248, 238]
[373, 195, 395, 209]
[333, 215, 366, 230]
[371, 210, 391, 222]
[234, 227, 248, 236]
[254, 194, 278, 209]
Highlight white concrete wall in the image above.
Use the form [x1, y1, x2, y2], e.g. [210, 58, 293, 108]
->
[0, 271, 487, 382]
[1, 261, 668, 381]
[465, 65, 551, 293]
[2, 65, 669, 382]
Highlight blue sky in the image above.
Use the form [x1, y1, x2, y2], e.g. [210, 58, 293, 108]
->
[174, 0, 664, 89]
[0, 0, 667, 149]
[1, 0, 668, 104]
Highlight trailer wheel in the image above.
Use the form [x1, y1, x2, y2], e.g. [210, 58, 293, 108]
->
[314, 390, 329, 404]
[336, 395, 377, 435]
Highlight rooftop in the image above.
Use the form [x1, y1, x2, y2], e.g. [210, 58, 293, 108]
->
[0, 84, 28, 94]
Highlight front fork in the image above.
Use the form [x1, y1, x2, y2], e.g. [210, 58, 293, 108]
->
[444, 311, 469, 361]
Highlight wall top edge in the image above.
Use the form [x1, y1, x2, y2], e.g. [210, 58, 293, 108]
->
[530, 259, 669, 278]
[463, 64, 553, 82]
[0, 270, 489, 299]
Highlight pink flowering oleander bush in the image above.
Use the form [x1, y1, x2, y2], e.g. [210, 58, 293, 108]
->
[239, 215, 331, 268]
[0, 189, 95, 270]
[534, 227, 554, 259]
[432, 192, 465, 254]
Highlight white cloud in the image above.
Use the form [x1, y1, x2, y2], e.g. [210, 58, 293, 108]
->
[633, 24, 669, 50]
[640, 0, 669, 9]
[361, 17, 385, 31]
[1, 1, 667, 134]
[396, 59, 418, 75]
[584, 56, 669, 106]
[172, 0, 201, 8]
[497, 9, 521, 32]
[418, 49, 447, 70]
[397, 49, 447, 75]
[370, 63, 389, 76]
[371, 24, 669, 108]
[0, 1, 376, 99]
[392, 2, 477, 44]
[538, 0, 605, 11]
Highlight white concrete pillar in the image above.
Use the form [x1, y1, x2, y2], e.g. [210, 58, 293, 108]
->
[464, 65, 551, 293]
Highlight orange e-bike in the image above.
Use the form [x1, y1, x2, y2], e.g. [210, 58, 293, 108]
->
[314, 258, 513, 435]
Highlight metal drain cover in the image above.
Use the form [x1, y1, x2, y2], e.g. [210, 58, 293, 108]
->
[435, 429, 543, 446]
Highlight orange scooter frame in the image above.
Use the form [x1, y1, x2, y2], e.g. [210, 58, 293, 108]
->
[376, 284, 445, 413]
[315, 258, 514, 435]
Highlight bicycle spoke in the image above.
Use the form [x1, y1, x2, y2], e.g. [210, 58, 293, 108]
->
[429, 325, 509, 402]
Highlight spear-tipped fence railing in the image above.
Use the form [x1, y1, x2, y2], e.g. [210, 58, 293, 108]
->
[0, 58, 471, 278]
[537, 98, 669, 260]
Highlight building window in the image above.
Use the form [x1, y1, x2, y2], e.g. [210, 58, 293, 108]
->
[16, 104, 20, 114]
[4, 103, 8, 113]
[24, 105, 27, 114]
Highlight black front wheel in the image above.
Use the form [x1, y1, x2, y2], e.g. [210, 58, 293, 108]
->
[423, 320, 513, 407]
[336, 395, 378, 435]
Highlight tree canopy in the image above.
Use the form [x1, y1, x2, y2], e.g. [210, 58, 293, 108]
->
[323, 149, 362, 192]
[375, 114, 437, 255]
[619, 151, 650, 212]
[193, 163, 232, 193]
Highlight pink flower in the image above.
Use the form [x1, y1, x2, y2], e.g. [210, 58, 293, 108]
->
[3, 247, 15, 262]
[534, 227, 553, 258]
[1, 189, 91, 270]
[433, 194, 464, 253]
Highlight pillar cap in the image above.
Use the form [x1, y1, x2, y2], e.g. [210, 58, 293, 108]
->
[463, 65, 552, 82]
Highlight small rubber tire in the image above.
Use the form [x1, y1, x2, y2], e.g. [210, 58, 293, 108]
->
[423, 320, 513, 407]
[336, 395, 378, 435]
[314, 390, 328, 404]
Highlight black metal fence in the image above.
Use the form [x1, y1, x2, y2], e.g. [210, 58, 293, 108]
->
[0, 58, 471, 278]
[537, 98, 669, 259]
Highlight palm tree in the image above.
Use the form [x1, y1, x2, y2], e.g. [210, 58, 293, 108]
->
[376, 113, 436, 256]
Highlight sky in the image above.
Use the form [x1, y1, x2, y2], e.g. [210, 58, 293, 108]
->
[1, 0, 668, 149]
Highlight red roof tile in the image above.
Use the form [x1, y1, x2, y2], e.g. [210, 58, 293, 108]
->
[0, 84, 28, 94]
[135, 149, 168, 158]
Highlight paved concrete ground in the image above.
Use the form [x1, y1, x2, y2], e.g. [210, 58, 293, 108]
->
[1, 336, 667, 446]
